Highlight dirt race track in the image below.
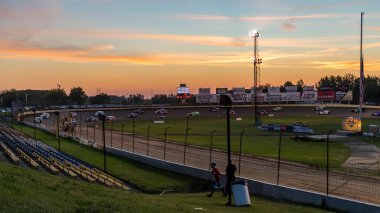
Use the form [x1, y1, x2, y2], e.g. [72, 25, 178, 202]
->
[30, 104, 380, 205]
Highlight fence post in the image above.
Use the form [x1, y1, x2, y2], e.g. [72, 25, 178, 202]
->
[277, 130, 284, 185]
[147, 125, 151, 156]
[238, 130, 245, 176]
[132, 117, 135, 153]
[183, 127, 191, 165]
[164, 127, 169, 160]
[93, 123, 96, 144]
[110, 122, 113, 147]
[121, 124, 125, 150]
[209, 130, 216, 169]
[326, 129, 334, 195]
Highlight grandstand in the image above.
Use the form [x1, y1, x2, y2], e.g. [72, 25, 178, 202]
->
[0, 124, 128, 190]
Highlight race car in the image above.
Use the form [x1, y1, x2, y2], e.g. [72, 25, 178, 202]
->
[133, 109, 144, 114]
[259, 110, 269, 115]
[313, 106, 325, 111]
[94, 111, 105, 117]
[372, 112, 380, 116]
[127, 113, 138, 118]
[187, 111, 200, 117]
[85, 116, 97, 122]
[208, 107, 220, 112]
[105, 115, 116, 121]
[317, 110, 330, 115]
[155, 109, 168, 114]
[352, 108, 366, 113]
[272, 107, 283, 112]
[40, 112, 50, 119]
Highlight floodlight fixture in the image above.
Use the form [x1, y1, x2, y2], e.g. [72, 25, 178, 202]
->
[249, 29, 259, 38]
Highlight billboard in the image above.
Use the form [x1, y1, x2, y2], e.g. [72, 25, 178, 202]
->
[267, 93, 282, 101]
[232, 87, 245, 94]
[177, 86, 190, 94]
[285, 86, 297, 92]
[196, 94, 218, 104]
[301, 91, 317, 101]
[342, 116, 362, 132]
[216, 88, 228, 94]
[317, 90, 336, 102]
[336, 91, 347, 101]
[268, 87, 280, 94]
[303, 86, 315, 91]
[281, 92, 300, 101]
[199, 88, 210, 94]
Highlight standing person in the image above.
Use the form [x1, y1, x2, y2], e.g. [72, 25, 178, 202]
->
[207, 162, 226, 197]
[225, 160, 237, 206]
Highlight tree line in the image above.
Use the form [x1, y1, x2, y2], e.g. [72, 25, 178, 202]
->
[1, 73, 380, 107]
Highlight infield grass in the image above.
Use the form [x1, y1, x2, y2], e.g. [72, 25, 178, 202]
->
[109, 115, 353, 168]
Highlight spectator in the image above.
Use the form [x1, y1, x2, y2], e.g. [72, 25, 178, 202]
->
[207, 162, 226, 197]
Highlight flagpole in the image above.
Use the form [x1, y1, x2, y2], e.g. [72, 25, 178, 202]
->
[359, 12, 364, 114]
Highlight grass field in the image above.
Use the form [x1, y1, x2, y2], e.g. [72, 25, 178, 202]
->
[108, 115, 356, 168]
[10, 124, 207, 194]
[0, 160, 334, 213]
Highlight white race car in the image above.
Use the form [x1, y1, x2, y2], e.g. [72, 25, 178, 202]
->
[272, 107, 283, 112]
[317, 110, 330, 115]
[155, 109, 168, 114]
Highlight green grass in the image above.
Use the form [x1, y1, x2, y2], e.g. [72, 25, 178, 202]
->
[11, 124, 207, 194]
[0, 161, 333, 213]
[108, 116, 352, 168]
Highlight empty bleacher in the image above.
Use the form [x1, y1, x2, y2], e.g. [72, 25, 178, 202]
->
[0, 123, 129, 190]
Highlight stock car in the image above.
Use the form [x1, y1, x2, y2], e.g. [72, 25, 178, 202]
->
[127, 113, 138, 118]
[40, 112, 50, 119]
[259, 110, 269, 115]
[372, 112, 380, 116]
[187, 111, 200, 117]
[317, 110, 330, 115]
[272, 107, 283, 112]
[155, 109, 168, 114]
[94, 111, 105, 117]
[313, 106, 326, 111]
[224, 110, 236, 115]
[208, 107, 220, 112]
[34, 117, 43, 123]
[105, 115, 116, 121]
[69, 112, 77, 117]
[133, 109, 144, 114]
[85, 117, 97, 122]
[352, 108, 366, 113]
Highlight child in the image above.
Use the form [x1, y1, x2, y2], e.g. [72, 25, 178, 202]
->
[207, 162, 226, 197]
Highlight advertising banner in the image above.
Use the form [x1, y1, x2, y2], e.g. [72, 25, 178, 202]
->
[268, 87, 280, 94]
[232, 93, 246, 103]
[301, 91, 317, 101]
[317, 90, 336, 102]
[216, 88, 228, 94]
[335, 91, 346, 101]
[196, 94, 218, 104]
[177, 87, 190, 94]
[281, 92, 300, 101]
[342, 116, 362, 132]
[303, 86, 315, 91]
[199, 88, 211, 94]
[267, 93, 282, 101]
[232, 87, 245, 94]
[285, 86, 297, 92]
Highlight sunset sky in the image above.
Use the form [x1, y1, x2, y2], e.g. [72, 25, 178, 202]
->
[1, 0, 380, 96]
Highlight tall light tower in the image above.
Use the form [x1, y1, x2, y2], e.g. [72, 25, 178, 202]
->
[250, 30, 262, 126]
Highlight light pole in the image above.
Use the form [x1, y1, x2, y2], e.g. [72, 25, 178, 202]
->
[19, 108, 23, 133]
[32, 108, 36, 140]
[55, 111, 61, 151]
[97, 113, 107, 172]
[209, 130, 216, 169]
[183, 115, 191, 165]
[164, 127, 169, 160]
[250, 29, 262, 126]
[147, 125, 151, 156]
[220, 94, 233, 205]
[132, 117, 136, 152]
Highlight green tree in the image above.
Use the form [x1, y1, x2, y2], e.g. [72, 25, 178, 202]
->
[69, 87, 87, 105]
[89, 93, 110, 104]
[45, 88, 68, 106]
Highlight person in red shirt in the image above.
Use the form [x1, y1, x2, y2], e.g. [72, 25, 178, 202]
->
[207, 162, 226, 197]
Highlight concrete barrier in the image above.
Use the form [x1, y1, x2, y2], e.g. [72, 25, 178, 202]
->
[107, 147, 380, 213]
